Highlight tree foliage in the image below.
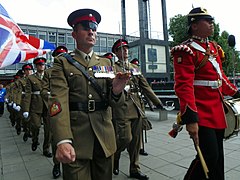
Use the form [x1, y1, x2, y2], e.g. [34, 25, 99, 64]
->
[168, 14, 240, 77]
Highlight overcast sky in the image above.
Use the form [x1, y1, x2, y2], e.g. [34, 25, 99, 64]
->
[1, 0, 240, 49]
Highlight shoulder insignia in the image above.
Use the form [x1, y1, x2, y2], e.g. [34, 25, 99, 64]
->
[170, 44, 194, 56]
[50, 101, 62, 117]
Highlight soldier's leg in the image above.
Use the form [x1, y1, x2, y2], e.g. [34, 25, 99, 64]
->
[42, 112, 52, 157]
[184, 126, 224, 180]
[30, 112, 42, 151]
[15, 111, 22, 135]
[113, 118, 131, 175]
[128, 117, 142, 174]
[91, 138, 112, 180]
[9, 107, 16, 127]
[22, 117, 30, 142]
[62, 159, 91, 180]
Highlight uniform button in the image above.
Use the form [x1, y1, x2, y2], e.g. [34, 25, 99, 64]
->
[70, 72, 73, 76]
[89, 67, 92, 71]
[88, 94, 92, 99]
[88, 81, 91, 85]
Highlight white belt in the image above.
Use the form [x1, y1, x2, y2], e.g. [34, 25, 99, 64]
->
[193, 80, 222, 89]
[31, 91, 40, 95]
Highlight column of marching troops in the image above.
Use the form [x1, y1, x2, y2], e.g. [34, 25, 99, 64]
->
[4, 46, 68, 179]
[3, 42, 160, 180]
[3, 6, 240, 180]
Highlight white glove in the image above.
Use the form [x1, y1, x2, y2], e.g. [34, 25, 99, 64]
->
[15, 105, 21, 112]
[8, 101, 13, 106]
[124, 85, 130, 92]
[13, 103, 16, 109]
[5, 98, 8, 103]
[23, 112, 29, 119]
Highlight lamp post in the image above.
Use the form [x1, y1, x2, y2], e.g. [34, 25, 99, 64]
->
[228, 35, 236, 85]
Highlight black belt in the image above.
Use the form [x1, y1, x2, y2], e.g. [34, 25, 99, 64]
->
[69, 101, 108, 112]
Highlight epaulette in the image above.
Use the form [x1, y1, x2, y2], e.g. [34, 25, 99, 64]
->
[170, 44, 194, 56]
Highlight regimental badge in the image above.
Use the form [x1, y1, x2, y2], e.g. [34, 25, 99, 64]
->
[177, 56, 182, 63]
[92, 65, 115, 78]
[50, 101, 62, 117]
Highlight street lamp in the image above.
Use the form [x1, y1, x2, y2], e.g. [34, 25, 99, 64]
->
[228, 35, 236, 85]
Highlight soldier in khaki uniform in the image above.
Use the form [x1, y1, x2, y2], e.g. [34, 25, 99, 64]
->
[41, 45, 68, 179]
[12, 70, 25, 135]
[18, 64, 34, 142]
[5, 80, 15, 126]
[112, 39, 163, 180]
[49, 9, 129, 180]
[21, 57, 52, 158]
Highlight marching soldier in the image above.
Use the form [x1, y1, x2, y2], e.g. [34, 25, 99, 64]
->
[171, 7, 240, 180]
[41, 45, 68, 179]
[130, 58, 151, 156]
[5, 79, 15, 126]
[111, 39, 163, 180]
[12, 70, 25, 135]
[19, 63, 34, 142]
[21, 57, 52, 158]
[49, 8, 129, 180]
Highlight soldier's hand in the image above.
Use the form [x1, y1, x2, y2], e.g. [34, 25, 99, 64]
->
[15, 105, 21, 112]
[13, 103, 16, 109]
[112, 72, 130, 95]
[8, 101, 13, 106]
[23, 112, 29, 119]
[56, 143, 76, 164]
[186, 122, 199, 146]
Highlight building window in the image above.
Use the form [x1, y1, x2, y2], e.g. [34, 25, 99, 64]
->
[38, 31, 46, 40]
[67, 33, 74, 44]
[28, 30, 37, 37]
[95, 36, 100, 46]
[107, 38, 114, 49]
[58, 33, 65, 43]
[100, 37, 106, 47]
[48, 32, 56, 43]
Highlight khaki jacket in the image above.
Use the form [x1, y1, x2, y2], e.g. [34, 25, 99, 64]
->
[21, 73, 44, 113]
[49, 49, 124, 159]
[112, 61, 160, 120]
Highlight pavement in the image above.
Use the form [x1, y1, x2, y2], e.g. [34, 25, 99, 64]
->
[1, 108, 240, 180]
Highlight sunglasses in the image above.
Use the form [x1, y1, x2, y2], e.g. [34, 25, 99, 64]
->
[80, 21, 98, 32]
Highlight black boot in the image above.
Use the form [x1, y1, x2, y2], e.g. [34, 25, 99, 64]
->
[31, 141, 38, 151]
[139, 148, 148, 156]
[43, 151, 53, 158]
[130, 171, 149, 180]
[113, 160, 119, 175]
[23, 132, 28, 142]
[52, 164, 61, 179]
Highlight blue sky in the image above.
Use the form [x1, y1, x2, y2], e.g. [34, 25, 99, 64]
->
[1, 0, 239, 49]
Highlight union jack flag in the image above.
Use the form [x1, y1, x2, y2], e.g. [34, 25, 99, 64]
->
[0, 3, 55, 68]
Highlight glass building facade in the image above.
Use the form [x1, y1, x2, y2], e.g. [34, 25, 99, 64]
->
[0, 23, 139, 76]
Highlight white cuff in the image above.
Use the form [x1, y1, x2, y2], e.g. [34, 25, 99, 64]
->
[57, 139, 72, 146]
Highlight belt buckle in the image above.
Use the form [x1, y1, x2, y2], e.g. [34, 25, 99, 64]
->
[88, 100, 95, 112]
[218, 79, 222, 86]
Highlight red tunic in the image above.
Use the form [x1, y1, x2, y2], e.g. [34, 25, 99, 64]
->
[171, 39, 238, 129]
